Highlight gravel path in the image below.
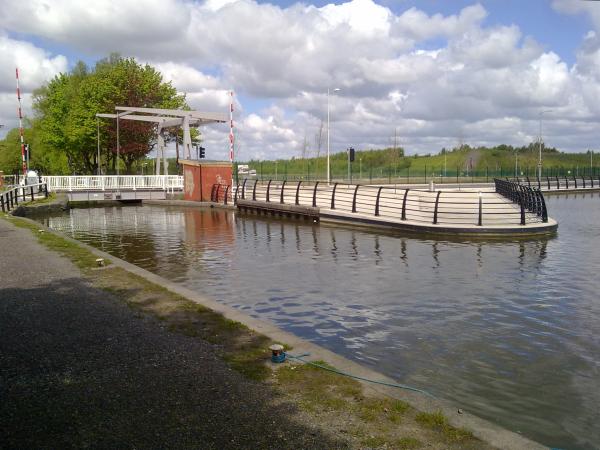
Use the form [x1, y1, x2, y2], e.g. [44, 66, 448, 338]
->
[0, 219, 348, 449]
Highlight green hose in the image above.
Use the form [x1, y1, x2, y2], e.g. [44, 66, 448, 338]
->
[285, 353, 435, 399]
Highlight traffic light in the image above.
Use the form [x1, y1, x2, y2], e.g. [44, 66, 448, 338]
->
[199, 146, 206, 159]
[348, 147, 355, 162]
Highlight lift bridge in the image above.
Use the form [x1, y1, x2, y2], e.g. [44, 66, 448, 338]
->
[43, 175, 183, 201]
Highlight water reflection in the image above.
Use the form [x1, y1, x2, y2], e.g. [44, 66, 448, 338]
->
[40, 201, 599, 450]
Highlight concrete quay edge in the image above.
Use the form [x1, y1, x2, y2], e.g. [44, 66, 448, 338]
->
[320, 210, 558, 236]
[13, 214, 547, 450]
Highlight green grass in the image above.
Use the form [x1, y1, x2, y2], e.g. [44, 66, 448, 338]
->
[395, 437, 422, 449]
[4, 215, 103, 269]
[23, 192, 57, 205]
[1, 214, 484, 449]
[242, 145, 598, 182]
[415, 410, 474, 442]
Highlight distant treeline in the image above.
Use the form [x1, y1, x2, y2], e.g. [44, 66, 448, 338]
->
[241, 143, 597, 181]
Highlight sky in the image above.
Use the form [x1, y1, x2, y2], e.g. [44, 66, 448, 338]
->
[1, 0, 599, 161]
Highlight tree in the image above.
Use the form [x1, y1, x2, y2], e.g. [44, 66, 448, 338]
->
[0, 119, 69, 175]
[33, 55, 187, 174]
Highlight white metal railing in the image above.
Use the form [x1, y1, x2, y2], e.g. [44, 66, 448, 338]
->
[43, 175, 183, 192]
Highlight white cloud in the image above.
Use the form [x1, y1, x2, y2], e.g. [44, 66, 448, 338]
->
[0, 35, 67, 134]
[318, 0, 392, 37]
[1, 0, 599, 155]
[0, 35, 67, 93]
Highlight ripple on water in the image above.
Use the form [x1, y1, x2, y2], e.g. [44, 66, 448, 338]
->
[39, 201, 600, 450]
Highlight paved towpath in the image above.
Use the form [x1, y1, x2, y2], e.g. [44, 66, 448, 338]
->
[0, 218, 347, 449]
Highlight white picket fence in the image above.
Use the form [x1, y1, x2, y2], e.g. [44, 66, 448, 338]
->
[43, 175, 183, 192]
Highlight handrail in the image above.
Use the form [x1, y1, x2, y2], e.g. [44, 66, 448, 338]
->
[266, 180, 272, 202]
[280, 180, 287, 204]
[494, 178, 548, 224]
[352, 185, 359, 213]
[241, 178, 248, 200]
[43, 175, 183, 192]
[433, 191, 442, 224]
[401, 189, 409, 220]
[330, 183, 338, 209]
[374, 187, 383, 216]
[478, 193, 483, 226]
[0, 183, 48, 213]
[295, 181, 302, 205]
[232, 179, 549, 227]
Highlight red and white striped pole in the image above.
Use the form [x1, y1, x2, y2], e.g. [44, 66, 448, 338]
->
[16, 68, 27, 177]
[229, 90, 234, 187]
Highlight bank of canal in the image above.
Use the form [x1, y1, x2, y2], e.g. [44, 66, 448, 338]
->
[36, 192, 600, 450]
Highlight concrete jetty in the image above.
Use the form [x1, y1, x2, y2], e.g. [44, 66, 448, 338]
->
[233, 180, 557, 235]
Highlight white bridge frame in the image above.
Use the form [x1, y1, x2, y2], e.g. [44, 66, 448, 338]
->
[44, 175, 183, 192]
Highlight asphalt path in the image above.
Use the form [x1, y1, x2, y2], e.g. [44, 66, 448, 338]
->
[0, 218, 347, 449]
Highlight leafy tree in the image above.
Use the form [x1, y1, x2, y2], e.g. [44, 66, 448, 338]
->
[33, 55, 187, 174]
[0, 119, 69, 175]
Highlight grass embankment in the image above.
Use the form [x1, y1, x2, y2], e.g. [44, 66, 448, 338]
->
[3, 214, 486, 449]
[242, 146, 598, 182]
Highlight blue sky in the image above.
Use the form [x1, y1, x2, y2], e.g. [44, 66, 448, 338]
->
[1, 0, 599, 158]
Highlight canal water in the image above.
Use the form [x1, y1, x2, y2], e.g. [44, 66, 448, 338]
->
[37, 193, 599, 449]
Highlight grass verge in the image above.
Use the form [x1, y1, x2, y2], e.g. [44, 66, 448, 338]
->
[2, 213, 488, 449]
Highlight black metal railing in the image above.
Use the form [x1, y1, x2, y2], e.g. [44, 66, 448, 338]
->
[0, 183, 49, 213]
[210, 183, 232, 205]
[506, 175, 599, 191]
[228, 180, 545, 227]
[494, 179, 548, 224]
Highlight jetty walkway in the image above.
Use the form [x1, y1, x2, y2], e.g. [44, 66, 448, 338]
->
[0, 218, 344, 449]
[227, 179, 557, 235]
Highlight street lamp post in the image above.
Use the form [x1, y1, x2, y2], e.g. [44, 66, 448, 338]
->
[97, 117, 100, 175]
[538, 110, 552, 179]
[359, 157, 362, 180]
[327, 87, 341, 184]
